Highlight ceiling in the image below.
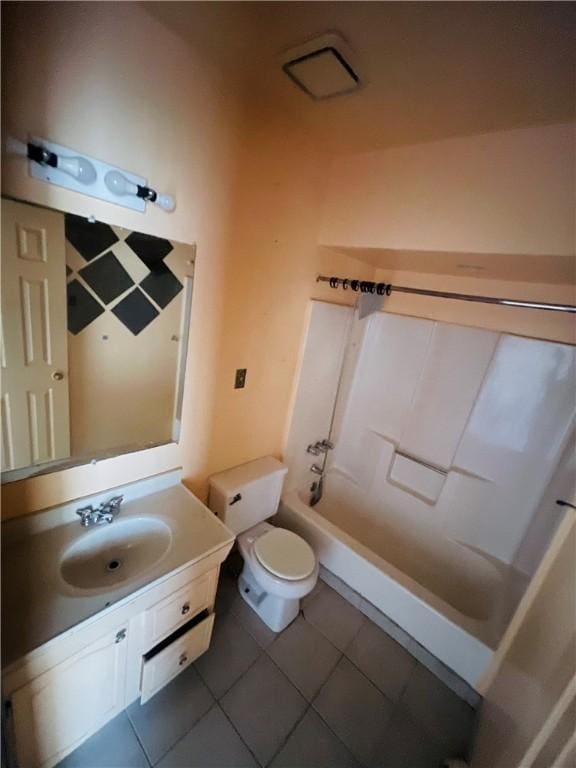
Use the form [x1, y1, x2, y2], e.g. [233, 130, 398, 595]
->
[147, 1, 576, 154]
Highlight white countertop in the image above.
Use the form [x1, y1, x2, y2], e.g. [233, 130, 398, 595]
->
[1, 483, 234, 668]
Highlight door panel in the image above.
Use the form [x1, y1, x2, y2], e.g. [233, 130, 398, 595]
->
[1, 199, 70, 470]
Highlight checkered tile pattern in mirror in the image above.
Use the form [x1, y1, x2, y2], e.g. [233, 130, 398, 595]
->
[65, 214, 183, 335]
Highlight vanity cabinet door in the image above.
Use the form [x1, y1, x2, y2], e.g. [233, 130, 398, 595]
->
[10, 625, 128, 768]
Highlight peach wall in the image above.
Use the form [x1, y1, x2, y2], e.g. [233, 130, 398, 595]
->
[320, 123, 575, 256]
[0, 1, 373, 518]
[318, 124, 576, 344]
[1, 1, 246, 517]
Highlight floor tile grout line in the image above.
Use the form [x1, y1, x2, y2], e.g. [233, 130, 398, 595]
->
[260, 635, 335, 704]
[205, 643, 265, 704]
[219, 569, 473, 755]
[314, 574, 478, 707]
[127, 668, 216, 767]
[263, 703, 313, 768]
[212, 701, 266, 768]
[145, 694, 217, 767]
[125, 710, 155, 768]
[309, 698, 371, 768]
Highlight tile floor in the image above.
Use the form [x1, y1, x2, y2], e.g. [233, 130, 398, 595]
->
[57, 571, 478, 768]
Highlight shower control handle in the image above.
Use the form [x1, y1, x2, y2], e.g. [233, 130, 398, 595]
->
[319, 439, 334, 451]
[307, 444, 321, 456]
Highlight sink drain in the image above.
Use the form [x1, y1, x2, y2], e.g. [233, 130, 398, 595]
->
[107, 559, 122, 572]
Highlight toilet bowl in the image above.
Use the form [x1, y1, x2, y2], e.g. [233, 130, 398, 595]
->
[236, 522, 319, 631]
[208, 456, 318, 632]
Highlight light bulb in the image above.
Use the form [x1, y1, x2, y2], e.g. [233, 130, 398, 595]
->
[155, 193, 176, 212]
[57, 155, 97, 185]
[104, 170, 138, 197]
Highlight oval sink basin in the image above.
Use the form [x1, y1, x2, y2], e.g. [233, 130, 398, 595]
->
[60, 517, 173, 591]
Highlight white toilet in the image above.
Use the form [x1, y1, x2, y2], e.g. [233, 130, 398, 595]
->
[208, 456, 318, 632]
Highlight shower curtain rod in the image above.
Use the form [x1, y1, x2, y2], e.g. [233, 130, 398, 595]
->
[316, 275, 576, 314]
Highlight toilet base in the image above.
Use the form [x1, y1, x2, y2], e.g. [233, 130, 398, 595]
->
[238, 562, 300, 633]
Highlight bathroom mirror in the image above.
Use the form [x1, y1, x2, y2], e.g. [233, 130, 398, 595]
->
[1, 197, 195, 482]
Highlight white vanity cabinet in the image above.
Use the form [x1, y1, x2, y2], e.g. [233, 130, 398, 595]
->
[3, 552, 231, 768]
[9, 623, 129, 768]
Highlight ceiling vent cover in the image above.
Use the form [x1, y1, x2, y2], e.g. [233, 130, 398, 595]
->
[281, 33, 362, 100]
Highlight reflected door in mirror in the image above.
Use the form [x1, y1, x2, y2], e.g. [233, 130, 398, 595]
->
[1, 199, 71, 471]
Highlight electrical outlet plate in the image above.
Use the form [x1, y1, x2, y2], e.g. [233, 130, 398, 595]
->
[29, 136, 147, 211]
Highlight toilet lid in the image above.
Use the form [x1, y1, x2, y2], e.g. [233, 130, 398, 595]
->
[254, 528, 316, 581]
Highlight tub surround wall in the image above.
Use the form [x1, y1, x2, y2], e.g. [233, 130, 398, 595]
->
[328, 312, 575, 569]
[283, 302, 354, 492]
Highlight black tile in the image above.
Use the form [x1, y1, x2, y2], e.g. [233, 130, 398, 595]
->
[140, 269, 182, 309]
[67, 279, 105, 335]
[112, 287, 159, 335]
[79, 251, 134, 305]
[125, 231, 173, 271]
[65, 213, 119, 262]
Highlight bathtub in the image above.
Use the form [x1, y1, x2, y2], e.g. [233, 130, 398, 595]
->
[277, 486, 527, 689]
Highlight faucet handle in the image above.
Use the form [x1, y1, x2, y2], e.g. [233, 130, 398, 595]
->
[107, 495, 124, 511]
[320, 439, 334, 450]
[76, 505, 94, 525]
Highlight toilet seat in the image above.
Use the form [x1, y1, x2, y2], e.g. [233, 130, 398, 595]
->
[254, 528, 316, 581]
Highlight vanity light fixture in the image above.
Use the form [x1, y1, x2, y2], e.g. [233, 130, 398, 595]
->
[6, 137, 97, 185]
[5, 135, 176, 213]
[104, 170, 176, 212]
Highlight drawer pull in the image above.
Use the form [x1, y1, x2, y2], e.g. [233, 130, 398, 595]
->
[115, 629, 127, 644]
[181, 602, 190, 615]
[179, 653, 188, 666]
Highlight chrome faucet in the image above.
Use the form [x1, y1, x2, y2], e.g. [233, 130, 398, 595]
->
[307, 438, 335, 455]
[310, 464, 323, 475]
[76, 495, 124, 527]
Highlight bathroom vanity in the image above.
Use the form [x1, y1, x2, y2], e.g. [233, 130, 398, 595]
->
[1, 476, 234, 768]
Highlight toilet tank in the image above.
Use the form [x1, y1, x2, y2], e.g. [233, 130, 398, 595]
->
[208, 456, 288, 535]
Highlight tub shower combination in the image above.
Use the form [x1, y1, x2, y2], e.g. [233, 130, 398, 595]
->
[279, 293, 575, 687]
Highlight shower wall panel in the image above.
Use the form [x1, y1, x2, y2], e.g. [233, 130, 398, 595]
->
[330, 313, 575, 565]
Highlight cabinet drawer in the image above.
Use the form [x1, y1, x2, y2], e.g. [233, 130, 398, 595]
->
[140, 613, 215, 703]
[144, 568, 217, 647]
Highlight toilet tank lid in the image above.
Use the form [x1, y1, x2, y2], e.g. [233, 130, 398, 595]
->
[209, 456, 288, 496]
